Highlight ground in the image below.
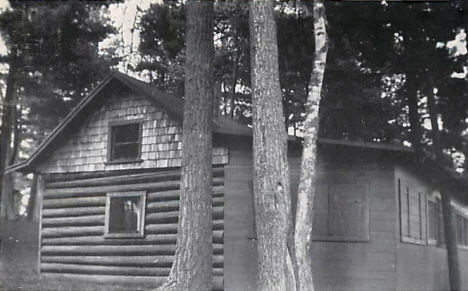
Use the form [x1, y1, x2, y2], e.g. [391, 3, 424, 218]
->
[0, 219, 153, 291]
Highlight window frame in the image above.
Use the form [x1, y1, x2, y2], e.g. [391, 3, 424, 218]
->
[455, 210, 468, 248]
[104, 191, 146, 239]
[107, 120, 143, 164]
[399, 179, 427, 245]
[426, 199, 438, 245]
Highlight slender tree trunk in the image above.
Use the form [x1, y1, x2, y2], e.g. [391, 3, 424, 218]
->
[8, 98, 21, 167]
[229, 38, 239, 119]
[426, 76, 461, 291]
[156, 1, 214, 290]
[293, 1, 328, 291]
[0, 52, 19, 220]
[406, 71, 423, 155]
[249, 1, 292, 290]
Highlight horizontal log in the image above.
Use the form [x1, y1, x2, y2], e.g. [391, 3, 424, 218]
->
[145, 219, 223, 234]
[45, 167, 225, 189]
[146, 200, 180, 212]
[42, 226, 104, 238]
[43, 197, 106, 209]
[147, 185, 224, 201]
[41, 193, 223, 218]
[41, 273, 224, 290]
[41, 220, 223, 239]
[41, 233, 176, 246]
[146, 199, 224, 213]
[44, 181, 180, 199]
[42, 231, 224, 246]
[42, 206, 105, 218]
[146, 210, 179, 224]
[41, 243, 223, 256]
[41, 244, 177, 256]
[46, 171, 181, 190]
[43, 177, 224, 199]
[41, 262, 171, 277]
[42, 215, 105, 227]
[41, 255, 224, 268]
[146, 206, 224, 223]
[213, 219, 224, 231]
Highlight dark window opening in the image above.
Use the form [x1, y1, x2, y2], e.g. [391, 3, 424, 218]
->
[105, 192, 146, 238]
[427, 200, 437, 244]
[110, 122, 141, 161]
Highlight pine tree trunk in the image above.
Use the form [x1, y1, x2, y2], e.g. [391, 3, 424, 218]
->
[406, 71, 423, 155]
[156, 1, 214, 290]
[293, 1, 328, 291]
[0, 52, 19, 220]
[249, 1, 292, 290]
[426, 76, 461, 291]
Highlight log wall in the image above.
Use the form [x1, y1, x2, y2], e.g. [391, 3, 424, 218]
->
[39, 167, 225, 290]
[37, 92, 228, 173]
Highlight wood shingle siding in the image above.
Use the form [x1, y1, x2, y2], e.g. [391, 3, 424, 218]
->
[39, 167, 225, 290]
[37, 93, 228, 174]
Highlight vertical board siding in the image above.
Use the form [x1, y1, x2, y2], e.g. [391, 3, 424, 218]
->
[395, 166, 453, 291]
[39, 167, 225, 290]
[310, 169, 398, 291]
[37, 93, 228, 174]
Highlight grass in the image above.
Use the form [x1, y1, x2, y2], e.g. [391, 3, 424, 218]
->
[0, 219, 149, 291]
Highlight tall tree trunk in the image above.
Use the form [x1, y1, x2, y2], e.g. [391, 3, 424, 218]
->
[426, 76, 461, 291]
[249, 1, 292, 290]
[156, 1, 214, 290]
[293, 1, 328, 291]
[406, 71, 423, 155]
[0, 52, 19, 220]
[229, 37, 239, 119]
[9, 99, 21, 166]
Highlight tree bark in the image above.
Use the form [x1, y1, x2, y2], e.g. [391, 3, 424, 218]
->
[0, 51, 19, 220]
[426, 75, 461, 291]
[406, 71, 423, 155]
[249, 1, 292, 290]
[156, 1, 214, 290]
[293, 1, 328, 291]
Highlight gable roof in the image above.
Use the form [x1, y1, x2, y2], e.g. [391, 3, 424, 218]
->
[8, 71, 252, 173]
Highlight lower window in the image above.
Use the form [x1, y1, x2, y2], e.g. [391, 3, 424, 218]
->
[105, 191, 146, 238]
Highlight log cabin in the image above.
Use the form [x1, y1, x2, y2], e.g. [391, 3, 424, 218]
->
[3, 71, 468, 291]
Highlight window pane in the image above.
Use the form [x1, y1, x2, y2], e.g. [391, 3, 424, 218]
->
[399, 183, 410, 237]
[437, 199, 445, 244]
[427, 201, 437, 241]
[409, 189, 421, 239]
[108, 196, 141, 233]
[113, 123, 140, 143]
[112, 143, 139, 160]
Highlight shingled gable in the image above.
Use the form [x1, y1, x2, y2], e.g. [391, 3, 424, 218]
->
[8, 71, 252, 173]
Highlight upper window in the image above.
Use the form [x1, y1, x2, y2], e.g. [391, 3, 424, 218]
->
[108, 121, 142, 162]
[104, 191, 146, 238]
[312, 179, 370, 242]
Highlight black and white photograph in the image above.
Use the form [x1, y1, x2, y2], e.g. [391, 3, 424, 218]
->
[1, 1, 468, 290]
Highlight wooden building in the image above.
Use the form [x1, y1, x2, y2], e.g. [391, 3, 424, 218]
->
[4, 71, 468, 291]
